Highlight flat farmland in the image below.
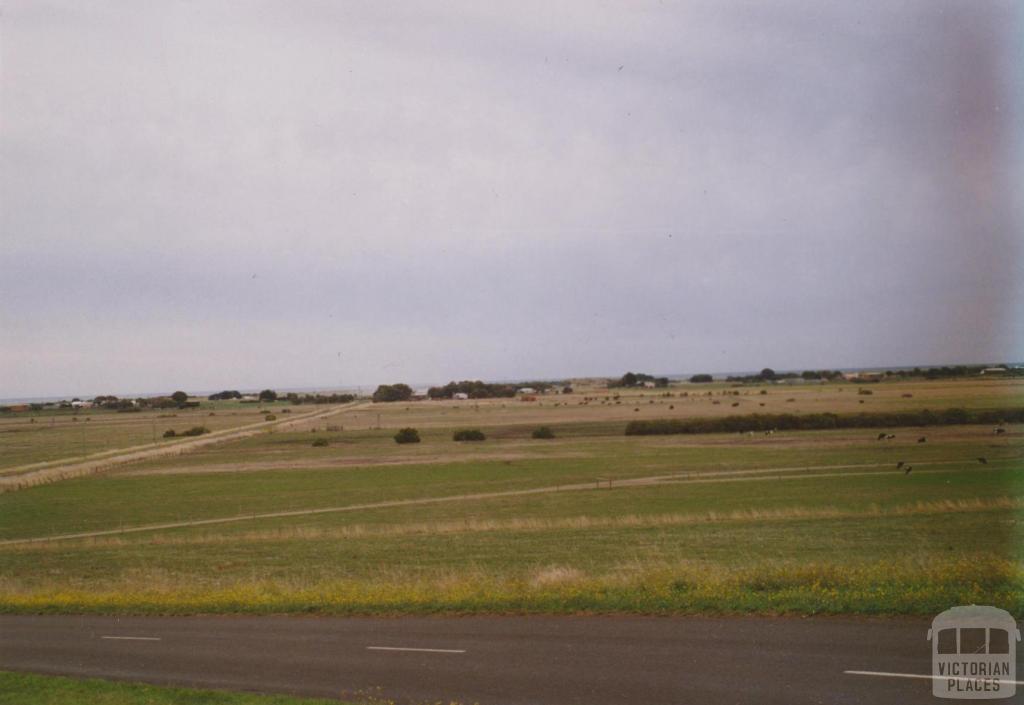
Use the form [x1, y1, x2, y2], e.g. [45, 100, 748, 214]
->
[0, 378, 1021, 617]
[0, 402, 307, 472]
[361, 378, 1024, 429]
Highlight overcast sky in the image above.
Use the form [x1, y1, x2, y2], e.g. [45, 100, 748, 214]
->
[2, 1, 1021, 399]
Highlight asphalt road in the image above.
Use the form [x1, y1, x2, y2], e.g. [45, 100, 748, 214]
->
[1, 614, 1016, 704]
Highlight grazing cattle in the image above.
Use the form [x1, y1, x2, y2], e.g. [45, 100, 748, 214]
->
[904, 466, 913, 475]
[886, 434, 896, 440]
[977, 457, 988, 465]
[994, 427, 1006, 435]
[896, 461, 905, 469]
[917, 436, 927, 443]
[877, 432, 887, 441]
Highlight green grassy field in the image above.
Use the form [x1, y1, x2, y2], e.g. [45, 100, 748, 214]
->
[0, 671, 351, 705]
[0, 379, 1021, 617]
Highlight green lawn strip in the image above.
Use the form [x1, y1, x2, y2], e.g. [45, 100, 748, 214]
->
[2, 432, 1016, 540]
[0, 670, 348, 705]
[22, 466, 1017, 544]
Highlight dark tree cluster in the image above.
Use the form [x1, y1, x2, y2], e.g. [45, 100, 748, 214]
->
[428, 380, 516, 399]
[90, 395, 138, 410]
[688, 374, 713, 383]
[611, 372, 669, 388]
[427, 380, 558, 399]
[393, 427, 421, 443]
[208, 390, 242, 400]
[284, 392, 356, 405]
[373, 383, 414, 402]
[800, 370, 845, 380]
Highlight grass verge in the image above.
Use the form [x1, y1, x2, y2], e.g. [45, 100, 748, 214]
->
[0, 670, 350, 705]
[2, 557, 1021, 618]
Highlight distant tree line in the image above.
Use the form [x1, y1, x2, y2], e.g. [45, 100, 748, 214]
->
[429, 380, 515, 399]
[799, 370, 846, 380]
[625, 407, 1024, 436]
[884, 365, 1022, 379]
[720, 364, 1022, 383]
[610, 372, 669, 388]
[284, 392, 356, 405]
[427, 380, 557, 399]
[208, 390, 242, 400]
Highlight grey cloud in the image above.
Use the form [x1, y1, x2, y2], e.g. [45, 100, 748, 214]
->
[1, 0, 1020, 398]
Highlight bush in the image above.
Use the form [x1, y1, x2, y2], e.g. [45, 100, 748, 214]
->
[532, 426, 555, 439]
[162, 429, 176, 438]
[373, 384, 414, 402]
[311, 438, 329, 447]
[394, 427, 421, 444]
[689, 374, 713, 383]
[181, 426, 210, 437]
[453, 429, 486, 441]
[264, 414, 277, 421]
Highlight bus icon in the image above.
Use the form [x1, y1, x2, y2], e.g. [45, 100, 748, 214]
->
[928, 605, 1020, 699]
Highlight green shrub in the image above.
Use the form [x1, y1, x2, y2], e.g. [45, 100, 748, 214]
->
[264, 414, 277, 421]
[531, 426, 555, 439]
[394, 427, 421, 444]
[162, 429, 176, 438]
[311, 438, 329, 447]
[453, 429, 486, 441]
[181, 426, 210, 437]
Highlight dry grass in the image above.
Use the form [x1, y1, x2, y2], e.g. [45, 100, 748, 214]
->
[5, 496, 1018, 552]
[0, 404, 357, 493]
[362, 378, 1024, 430]
[2, 555, 1020, 617]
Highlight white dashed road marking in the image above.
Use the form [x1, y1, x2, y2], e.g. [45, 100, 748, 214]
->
[367, 646, 465, 654]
